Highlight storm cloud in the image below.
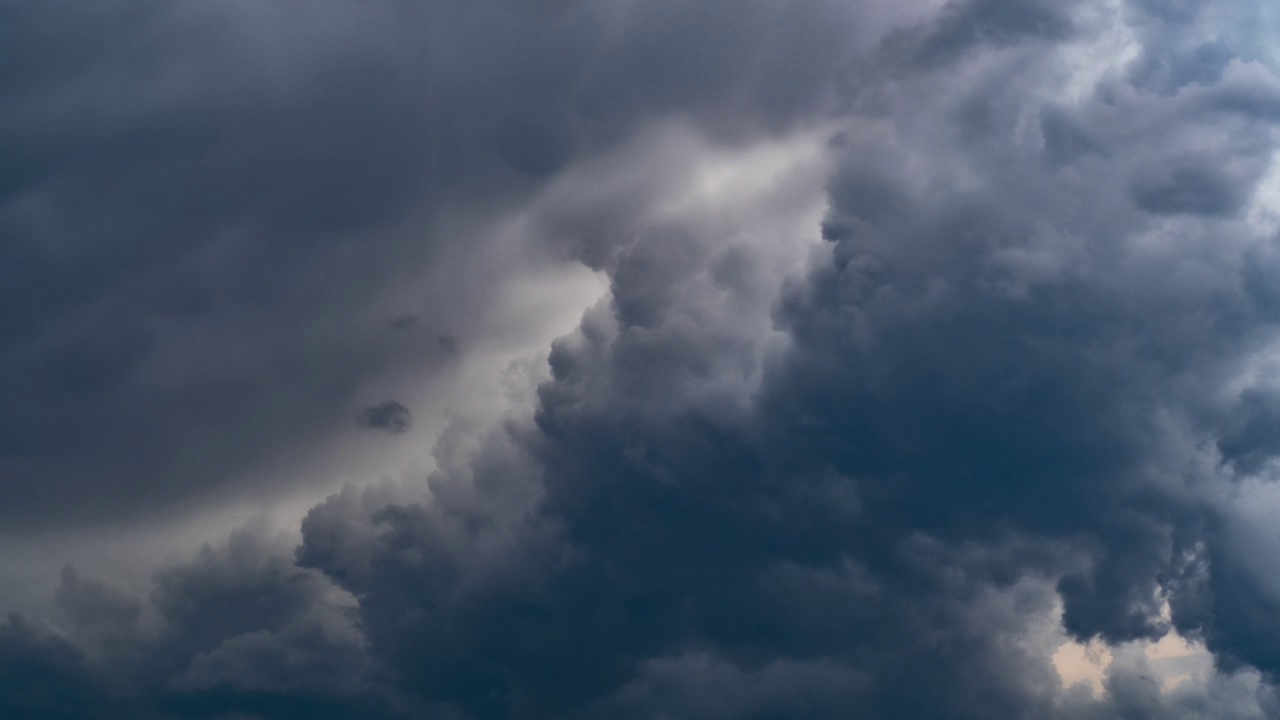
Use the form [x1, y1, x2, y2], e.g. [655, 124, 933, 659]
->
[0, 0, 852, 529]
[358, 401, 413, 434]
[5, 0, 1280, 719]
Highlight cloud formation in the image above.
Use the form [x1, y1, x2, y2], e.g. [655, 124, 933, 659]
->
[5, 0, 1280, 719]
[0, 0, 852, 529]
[358, 402, 413, 435]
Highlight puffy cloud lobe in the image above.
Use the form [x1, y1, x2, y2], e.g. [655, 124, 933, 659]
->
[0, 615, 123, 720]
[1, 525, 397, 720]
[8, 0, 1280, 718]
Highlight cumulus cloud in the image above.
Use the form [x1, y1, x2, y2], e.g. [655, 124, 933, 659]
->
[5, 0, 1280, 719]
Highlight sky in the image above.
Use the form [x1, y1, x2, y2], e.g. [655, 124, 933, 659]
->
[3, 0, 1280, 718]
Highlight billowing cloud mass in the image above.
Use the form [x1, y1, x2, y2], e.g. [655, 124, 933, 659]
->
[5, 0, 1280, 718]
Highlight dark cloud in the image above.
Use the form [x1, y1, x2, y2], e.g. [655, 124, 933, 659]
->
[358, 401, 413, 435]
[0, 0, 441, 527]
[54, 566, 142, 660]
[1, 525, 396, 719]
[0, 0, 858, 530]
[1040, 105, 1106, 166]
[6, 0, 1280, 719]
[281, 18, 1280, 710]
[1130, 161, 1247, 216]
[912, 0, 1077, 67]
[291, 3, 1280, 716]
[0, 615, 122, 720]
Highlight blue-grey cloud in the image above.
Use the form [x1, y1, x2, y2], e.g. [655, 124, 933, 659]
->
[6, 1, 1280, 719]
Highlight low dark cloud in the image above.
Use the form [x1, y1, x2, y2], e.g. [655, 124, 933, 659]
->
[358, 402, 413, 435]
[5, 0, 1280, 719]
[2, 526, 397, 720]
[0, 615, 121, 720]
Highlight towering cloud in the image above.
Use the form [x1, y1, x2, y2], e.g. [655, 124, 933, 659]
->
[4, 0, 1280, 718]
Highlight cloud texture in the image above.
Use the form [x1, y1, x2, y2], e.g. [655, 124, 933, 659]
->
[5, 0, 1280, 718]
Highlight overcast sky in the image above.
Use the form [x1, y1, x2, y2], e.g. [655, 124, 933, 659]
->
[5, 1, 1280, 718]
